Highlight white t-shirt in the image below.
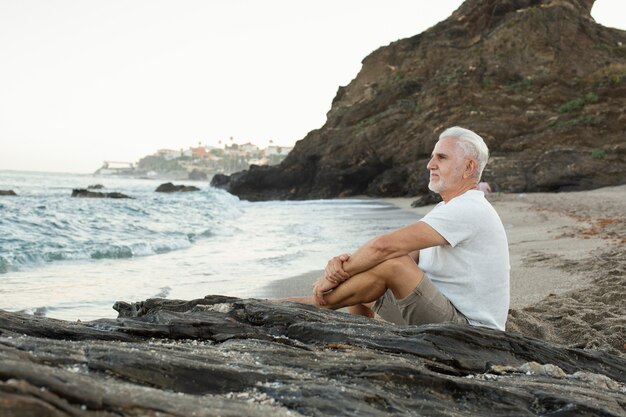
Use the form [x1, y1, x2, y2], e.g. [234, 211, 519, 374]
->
[418, 190, 510, 330]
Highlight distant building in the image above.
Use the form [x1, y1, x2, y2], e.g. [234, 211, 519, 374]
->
[239, 142, 259, 154]
[94, 161, 135, 176]
[223, 144, 240, 155]
[190, 146, 208, 159]
[264, 145, 293, 156]
[156, 149, 181, 161]
[248, 157, 269, 166]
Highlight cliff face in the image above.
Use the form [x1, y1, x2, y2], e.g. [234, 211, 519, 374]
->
[214, 0, 626, 200]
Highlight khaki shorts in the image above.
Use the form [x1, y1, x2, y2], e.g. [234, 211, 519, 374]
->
[372, 274, 468, 326]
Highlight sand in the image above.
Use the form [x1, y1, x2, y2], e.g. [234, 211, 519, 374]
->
[258, 185, 626, 357]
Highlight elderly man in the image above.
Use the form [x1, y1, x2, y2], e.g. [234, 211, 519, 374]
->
[292, 126, 510, 330]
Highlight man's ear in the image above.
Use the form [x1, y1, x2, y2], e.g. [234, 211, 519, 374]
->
[463, 159, 477, 178]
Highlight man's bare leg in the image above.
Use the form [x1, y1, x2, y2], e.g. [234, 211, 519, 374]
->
[318, 255, 424, 310]
[273, 296, 317, 304]
[273, 297, 374, 318]
[271, 271, 386, 308]
[274, 256, 424, 316]
[348, 302, 375, 318]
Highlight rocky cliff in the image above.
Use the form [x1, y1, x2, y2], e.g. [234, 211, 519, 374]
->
[213, 0, 626, 200]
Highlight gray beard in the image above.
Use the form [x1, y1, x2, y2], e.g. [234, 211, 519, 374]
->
[428, 180, 444, 194]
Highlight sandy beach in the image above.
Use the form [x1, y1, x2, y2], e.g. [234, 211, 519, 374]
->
[258, 185, 626, 357]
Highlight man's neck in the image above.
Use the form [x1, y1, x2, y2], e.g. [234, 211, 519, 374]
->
[439, 182, 478, 203]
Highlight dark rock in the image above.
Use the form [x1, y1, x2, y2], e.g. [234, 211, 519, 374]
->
[1, 296, 624, 416]
[188, 169, 208, 181]
[71, 189, 133, 199]
[86, 184, 104, 189]
[104, 192, 132, 199]
[155, 182, 201, 192]
[217, 0, 626, 201]
[411, 192, 442, 207]
[210, 173, 231, 189]
[0, 189, 17, 196]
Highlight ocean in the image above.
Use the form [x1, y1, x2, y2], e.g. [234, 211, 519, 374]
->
[0, 170, 419, 321]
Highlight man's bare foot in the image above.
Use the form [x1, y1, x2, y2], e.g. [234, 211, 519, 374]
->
[312, 276, 341, 305]
[348, 303, 375, 318]
[270, 296, 317, 305]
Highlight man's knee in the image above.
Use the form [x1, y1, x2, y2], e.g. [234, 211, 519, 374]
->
[372, 256, 424, 299]
[371, 256, 422, 281]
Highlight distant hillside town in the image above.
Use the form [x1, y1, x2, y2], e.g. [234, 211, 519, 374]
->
[94, 140, 294, 180]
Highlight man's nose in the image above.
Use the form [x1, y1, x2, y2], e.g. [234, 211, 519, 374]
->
[427, 158, 435, 169]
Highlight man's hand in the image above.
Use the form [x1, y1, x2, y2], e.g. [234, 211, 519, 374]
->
[312, 275, 338, 306]
[313, 253, 350, 306]
[324, 253, 351, 284]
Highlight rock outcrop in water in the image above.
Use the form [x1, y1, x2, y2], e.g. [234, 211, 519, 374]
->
[0, 190, 17, 196]
[1, 296, 625, 416]
[155, 182, 201, 192]
[71, 189, 133, 199]
[212, 0, 626, 201]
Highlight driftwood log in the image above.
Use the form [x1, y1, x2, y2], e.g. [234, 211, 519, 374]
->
[1, 295, 625, 416]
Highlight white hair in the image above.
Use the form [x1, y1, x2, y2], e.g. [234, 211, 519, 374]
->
[439, 126, 489, 179]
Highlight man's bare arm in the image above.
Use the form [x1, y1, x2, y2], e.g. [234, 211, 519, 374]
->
[342, 221, 447, 277]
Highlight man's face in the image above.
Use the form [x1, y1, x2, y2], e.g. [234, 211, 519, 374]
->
[426, 137, 465, 194]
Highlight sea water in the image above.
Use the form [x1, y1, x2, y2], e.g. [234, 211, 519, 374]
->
[0, 170, 419, 321]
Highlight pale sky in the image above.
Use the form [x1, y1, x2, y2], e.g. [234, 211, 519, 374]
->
[1, 1, 624, 173]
